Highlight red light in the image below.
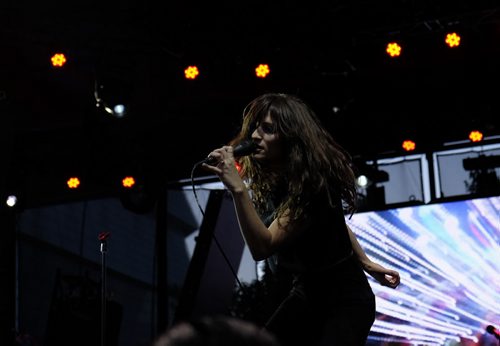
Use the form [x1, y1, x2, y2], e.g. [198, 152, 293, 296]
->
[235, 161, 242, 173]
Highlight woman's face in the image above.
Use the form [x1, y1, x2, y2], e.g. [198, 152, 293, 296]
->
[250, 112, 284, 166]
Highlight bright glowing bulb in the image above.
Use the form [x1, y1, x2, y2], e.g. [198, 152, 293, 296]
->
[6, 195, 17, 207]
[357, 175, 369, 187]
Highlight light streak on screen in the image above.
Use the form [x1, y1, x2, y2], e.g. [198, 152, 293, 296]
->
[347, 196, 500, 346]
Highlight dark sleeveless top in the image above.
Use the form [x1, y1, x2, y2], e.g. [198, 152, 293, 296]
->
[263, 191, 353, 274]
[262, 190, 374, 305]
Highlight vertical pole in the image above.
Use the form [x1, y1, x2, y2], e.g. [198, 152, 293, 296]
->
[156, 186, 168, 333]
[98, 232, 110, 346]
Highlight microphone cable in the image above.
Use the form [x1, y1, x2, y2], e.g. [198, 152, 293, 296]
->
[190, 161, 244, 290]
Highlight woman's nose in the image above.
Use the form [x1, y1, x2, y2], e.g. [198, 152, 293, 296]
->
[251, 127, 261, 139]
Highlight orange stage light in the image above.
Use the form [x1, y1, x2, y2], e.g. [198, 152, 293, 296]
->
[122, 176, 136, 188]
[469, 130, 483, 143]
[255, 64, 270, 78]
[51, 53, 67, 67]
[402, 140, 416, 152]
[184, 66, 200, 79]
[66, 177, 80, 189]
[386, 42, 402, 57]
[445, 32, 461, 48]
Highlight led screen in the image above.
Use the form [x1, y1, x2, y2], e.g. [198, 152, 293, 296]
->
[347, 196, 500, 345]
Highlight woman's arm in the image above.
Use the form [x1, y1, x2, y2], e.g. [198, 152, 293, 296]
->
[202, 146, 290, 261]
[230, 188, 290, 260]
[347, 224, 400, 288]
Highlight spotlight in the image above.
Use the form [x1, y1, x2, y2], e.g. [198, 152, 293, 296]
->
[354, 159, 390, 211]
[6, 195, 18, 208]
[3, 191, 25, 212]
[94, 77, 130, 118]
[356, 175, 369, 188]
[355, 165, 389, 187]
[112, 104, 126, 117]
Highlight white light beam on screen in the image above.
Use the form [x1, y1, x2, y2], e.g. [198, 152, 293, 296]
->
[357, 216, 495, 313]
[351, 217, 463, 295]
[442, 302, 500, 331]
[374, 285, 461, 321]
[349, 216, 416, 265]
[375, 299, 474, 336]
[469, 211, 500, 256]
[374, 312, 478, 344]
[359, 213, 464, 286]
[464, 286, 500, 312]
[429, 206, 500, 311]
[347, 196, 500, 345]
[372, 319, 468, 344]
[371, 324, 457, 345]
[367, 334, 442, 346]
[373, 319, 462, 341]
[354, 230, 447, 288]
[380, 283, 499, 337]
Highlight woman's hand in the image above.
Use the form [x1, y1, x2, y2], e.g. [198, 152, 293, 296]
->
[363, 261, 400, 289]
[201, 146, 247, 194]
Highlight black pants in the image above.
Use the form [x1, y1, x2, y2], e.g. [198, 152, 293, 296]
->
[264, 257, 376, 346]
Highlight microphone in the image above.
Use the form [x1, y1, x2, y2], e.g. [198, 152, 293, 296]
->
[486, 325, 500, 340]
[203, 139, 257, 166]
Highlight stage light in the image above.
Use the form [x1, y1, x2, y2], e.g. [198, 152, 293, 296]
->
[468, 130, 483, 142]
[51, 53, 67, 67]
[3, 189, 25, 212]
[122, 176, 136, 188]
[445, 32, 461, 48]
[354, 160, 390, 211]
[386, 42, 402, 57]
[255, 64, 270, 78]
[354, 160, 390, 186]
[6, 195, 18, 208]
[402, 140, 416, 152]
[357, 167, 389, 187]
[112, 104, 126, 117]
[66, 177, 81, 189]
[94, 79, 130, 118]
[184, 66, 200, 80]
[356, 175, 369, 188]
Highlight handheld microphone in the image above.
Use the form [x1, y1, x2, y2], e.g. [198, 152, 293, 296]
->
[486, 325, 500, 340]
[203, 139, 257, 166]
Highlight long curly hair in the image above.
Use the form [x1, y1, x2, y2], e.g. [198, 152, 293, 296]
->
[231, 93, 357, 229]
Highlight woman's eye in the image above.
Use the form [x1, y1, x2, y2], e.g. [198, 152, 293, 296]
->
[262, 124, 275, 134]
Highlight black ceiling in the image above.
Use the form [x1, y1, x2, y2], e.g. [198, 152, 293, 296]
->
[1, 2, 499, 205]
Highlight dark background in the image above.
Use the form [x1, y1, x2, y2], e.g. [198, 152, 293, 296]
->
[1, 1, 500, 207]
[1, 3, 499, 345]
